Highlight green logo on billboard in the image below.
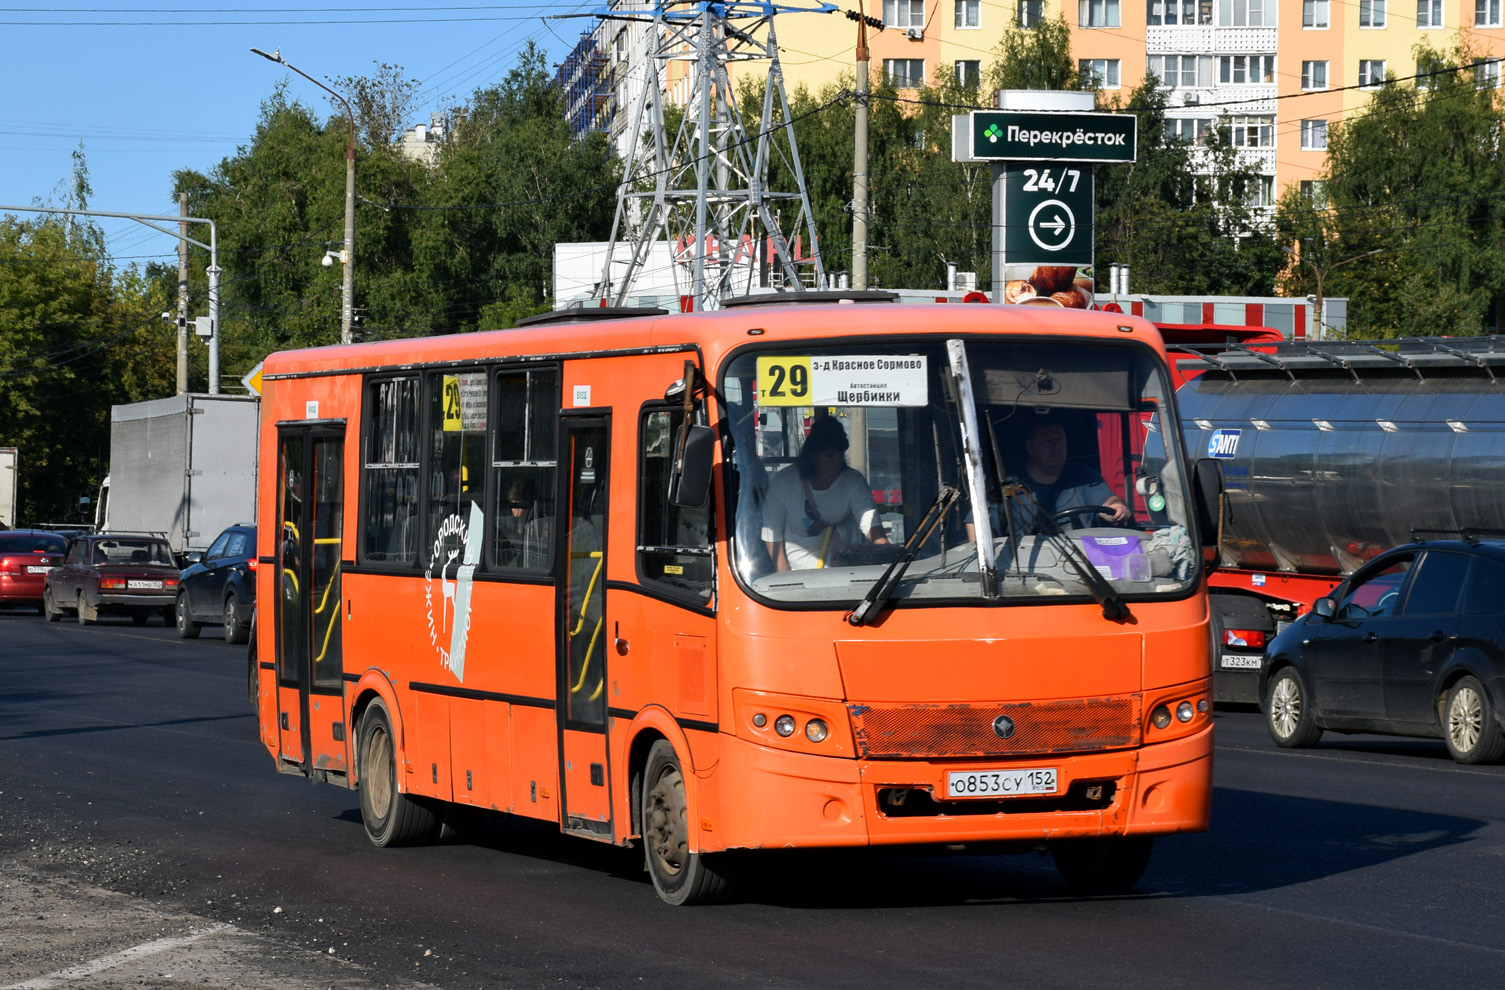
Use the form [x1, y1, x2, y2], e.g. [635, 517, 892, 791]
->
[984, 123, 1003, 143]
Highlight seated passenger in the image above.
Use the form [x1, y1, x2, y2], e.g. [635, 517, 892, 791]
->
[762, 416, 888, 571]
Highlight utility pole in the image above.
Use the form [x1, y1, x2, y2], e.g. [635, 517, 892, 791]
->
[176, 193, 189, 395]
[851, 2, 872, 290]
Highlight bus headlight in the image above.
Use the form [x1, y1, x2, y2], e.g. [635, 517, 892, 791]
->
[774, 715, 797, 737]
[1151, 704, 1172, 729]
[805, 719, 828, 742]
[1176, 701, 1195, 723]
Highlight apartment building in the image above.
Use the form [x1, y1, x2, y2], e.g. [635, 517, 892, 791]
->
[747, 1, 1505, 197]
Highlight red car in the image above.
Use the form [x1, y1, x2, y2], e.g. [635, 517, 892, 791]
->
[0, 530, 68, 613]
[44, 533, 180, 625]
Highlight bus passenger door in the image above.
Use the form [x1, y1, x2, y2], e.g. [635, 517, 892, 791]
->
[556, 418, 614, 839]
[274, 426, 349, 778]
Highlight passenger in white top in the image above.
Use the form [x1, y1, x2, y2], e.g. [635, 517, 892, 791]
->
[761, 416, 888, 571]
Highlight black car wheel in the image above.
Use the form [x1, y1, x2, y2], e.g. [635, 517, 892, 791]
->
[1267, 667, 1322, 748]
[1443, 676, 1505, 764]
[175, 592, 201, 639]
[76, 591, 96, 625]
[223, 591, 249, 645]
[43, 588, 62, 622]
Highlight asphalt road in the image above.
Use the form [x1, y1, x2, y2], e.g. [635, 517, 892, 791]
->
[2, 610, 1504, 989]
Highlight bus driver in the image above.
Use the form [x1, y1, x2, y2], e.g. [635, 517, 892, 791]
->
[762, 416, 889, 571]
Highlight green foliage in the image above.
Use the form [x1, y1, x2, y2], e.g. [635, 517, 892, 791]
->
[1096, 79, 1281, 297]
[0, 216, 174, 522]
[988, 15, 1079, 92]
[1276, 41, 1505, 337]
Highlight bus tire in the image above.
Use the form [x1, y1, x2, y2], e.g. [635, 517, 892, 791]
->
[1052, 835, 1154, 894]
[358, 700, 439, 847]
[641, 739, 733, 905]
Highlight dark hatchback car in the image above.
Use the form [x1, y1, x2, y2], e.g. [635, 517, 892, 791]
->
[176, 523, 256, 643]
[0, 530, 68, 612]
[44, 533, 180, 625]
[1261, 538, 1505, 764]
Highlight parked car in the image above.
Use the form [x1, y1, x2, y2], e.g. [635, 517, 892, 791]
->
[176, 523, 257, 643]
[44, 533, 179, 625]
[1260, 537, 1505, 764]
[0, 530, 68, 612]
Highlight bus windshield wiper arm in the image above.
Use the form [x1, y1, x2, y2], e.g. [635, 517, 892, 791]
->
[846, 486, 960, 627]
[1002, 482, 1133, 623]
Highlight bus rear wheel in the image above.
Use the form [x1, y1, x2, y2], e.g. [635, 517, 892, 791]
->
[1052, 835, 1154, 894]
[358, 700, 439, 847]
[641, 740, 733, 905]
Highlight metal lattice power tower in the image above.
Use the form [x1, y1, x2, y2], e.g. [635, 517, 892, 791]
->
[596, 1, 834, 311]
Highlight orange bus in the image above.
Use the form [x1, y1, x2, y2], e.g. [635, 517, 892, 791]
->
[250, 296, 1214, 904]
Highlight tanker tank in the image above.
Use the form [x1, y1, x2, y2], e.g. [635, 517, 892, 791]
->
[1172, 336, 1505, 703]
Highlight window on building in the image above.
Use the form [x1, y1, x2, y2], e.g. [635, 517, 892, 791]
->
[1018, 0, 1044, 27]
[1148, 0, 1215, 23]
[1148, 53, 1213, 87]
[955, 60, 981, 87]
[1165, 116, 1215, 144]
[1359, 59, 1387, 88]
[1218, 0, 1271, 26]
[1080, 0, 1121, 27]
[1479, 0, 1502, 26]
[1079, 58, 1122, 88]
[1360, 0, 1387, 25]
[1300, 180, 1328, 206]
[955, 0, 981, 28]
[884, 0, 924, 27]
[1301, 60, 1329, 90]
[1228, 115, 1274, 147]
[1244, 175, 1276, 209]
[883, 58, 925, 87]
[1303, 0, 1330, 26]
[1417, 0, 1442, 26]
[1301, 119, 1329, 150]
[1475, 59, 1502, 88]
[1416, 53, 1444, 89]
[1219, 54, 1276, 84]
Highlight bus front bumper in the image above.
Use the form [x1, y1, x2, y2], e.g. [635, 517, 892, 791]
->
[701, 726, 1212, 853]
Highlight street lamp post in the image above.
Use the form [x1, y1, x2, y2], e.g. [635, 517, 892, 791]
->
[1283, 243, 1383, 340]
[251, 48, 356, 346]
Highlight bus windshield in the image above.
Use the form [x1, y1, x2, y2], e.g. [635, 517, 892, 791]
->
[723, 337, 1196, 608]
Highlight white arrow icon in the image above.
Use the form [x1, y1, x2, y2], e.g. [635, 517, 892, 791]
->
[1027, 199, 1076, 252]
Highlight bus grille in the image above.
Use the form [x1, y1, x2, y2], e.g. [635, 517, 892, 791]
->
[847, 696, 1141, 758]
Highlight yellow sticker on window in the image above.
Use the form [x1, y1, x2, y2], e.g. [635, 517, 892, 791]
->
[756, 356, 813, 406]
[663, 564, 684, 575]
[442, 375, 463, 432]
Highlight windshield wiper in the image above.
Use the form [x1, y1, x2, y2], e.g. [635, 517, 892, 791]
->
[846, 486, 961, 627]
[1000, 482, 1133, 623]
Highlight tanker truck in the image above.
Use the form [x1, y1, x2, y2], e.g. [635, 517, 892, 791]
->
[1171, 336, 1505, 704]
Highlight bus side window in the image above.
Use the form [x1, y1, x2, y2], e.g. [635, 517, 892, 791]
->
[361, 376, 420, 565]
[639, 408, 713, 605]
[492, 368, 558, 571]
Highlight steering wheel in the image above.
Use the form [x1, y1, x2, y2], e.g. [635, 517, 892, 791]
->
[1051, 504, 1119, 526]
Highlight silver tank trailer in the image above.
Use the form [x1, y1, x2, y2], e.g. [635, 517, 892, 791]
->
[1176, 338, 1505, 577]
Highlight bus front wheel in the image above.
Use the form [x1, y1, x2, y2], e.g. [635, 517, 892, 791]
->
[358, 700, 440, 847]
[1052, 835, 1154, 894]
[641, 740, 733, 905]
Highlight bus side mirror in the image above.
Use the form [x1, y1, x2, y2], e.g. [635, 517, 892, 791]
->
[668, 425, 715, 508]
[1191, 458, 1222, 559]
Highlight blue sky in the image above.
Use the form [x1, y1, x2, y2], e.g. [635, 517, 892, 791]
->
[2, 3, 589, 267]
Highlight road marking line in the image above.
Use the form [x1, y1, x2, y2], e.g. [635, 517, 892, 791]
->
[2, 922, 234, 989]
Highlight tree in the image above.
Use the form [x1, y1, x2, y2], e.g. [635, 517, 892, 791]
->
[1277, 42, 1505, 337]
[988, 15, 1078, 92]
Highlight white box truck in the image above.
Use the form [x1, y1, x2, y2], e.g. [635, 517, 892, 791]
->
[97, 394, 259, 558]
[0, 447, 17, 528]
